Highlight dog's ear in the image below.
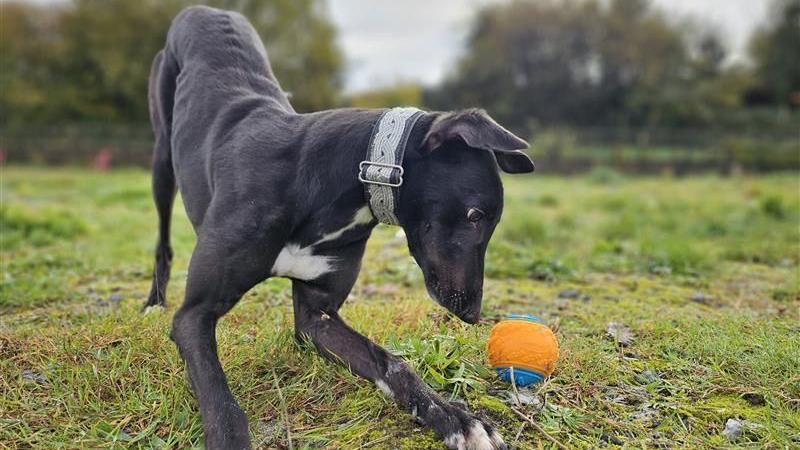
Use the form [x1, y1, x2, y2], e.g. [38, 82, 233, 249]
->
[423, 109, 534, 173]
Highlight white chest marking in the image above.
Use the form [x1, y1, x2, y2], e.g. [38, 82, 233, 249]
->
[270, 244, 335, 281]
[270, 207, 374, 281]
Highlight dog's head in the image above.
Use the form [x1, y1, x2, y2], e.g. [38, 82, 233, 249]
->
[399, 109, 534, 324]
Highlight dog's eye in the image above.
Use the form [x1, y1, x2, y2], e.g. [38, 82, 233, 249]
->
[467, 208, 485, 223]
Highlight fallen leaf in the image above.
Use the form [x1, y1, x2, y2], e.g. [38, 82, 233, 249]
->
[606, 321, 635, 346]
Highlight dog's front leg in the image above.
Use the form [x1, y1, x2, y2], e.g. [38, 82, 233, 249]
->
[172, 218, 286, 450]
[293, 281, 506, 450]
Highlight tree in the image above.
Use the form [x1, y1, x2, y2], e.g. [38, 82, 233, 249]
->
[348, 82, 424, 109]
[425, 0, 746, 130]
[748, 0, 800, 107]
[0, 0, 343, 126]
[426, 0, 602, 130]
[0, 3, 71, 124]
[57, 0, 179, 122]
[211, 0, 342, 112]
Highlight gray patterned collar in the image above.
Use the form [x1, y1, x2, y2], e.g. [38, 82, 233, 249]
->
[358, 107, 424, 225]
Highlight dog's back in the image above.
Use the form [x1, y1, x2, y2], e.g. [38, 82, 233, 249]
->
[165, 6, 293, 114]
[147, 6, 299, 227]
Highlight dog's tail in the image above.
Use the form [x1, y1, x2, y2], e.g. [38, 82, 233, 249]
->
[144, 49, 178, 309]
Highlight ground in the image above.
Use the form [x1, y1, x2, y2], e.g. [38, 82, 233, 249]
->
[1, 167, 798, 449]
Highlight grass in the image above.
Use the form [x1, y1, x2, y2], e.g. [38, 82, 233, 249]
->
[1, 166, 799, 449]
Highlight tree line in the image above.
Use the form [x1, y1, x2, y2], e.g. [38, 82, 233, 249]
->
[1, 0, 341, 126]
[1, 0, 798, 135]
[424, 0, 799, 134]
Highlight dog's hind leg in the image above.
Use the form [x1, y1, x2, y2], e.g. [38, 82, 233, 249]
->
[145, 49, 178, 309]
[293, 279, 507, 450]
[144, 134, 175, 309]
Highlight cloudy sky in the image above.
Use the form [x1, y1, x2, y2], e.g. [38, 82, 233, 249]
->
[328, 0, 770, 93]
[21, 0, 772, 93]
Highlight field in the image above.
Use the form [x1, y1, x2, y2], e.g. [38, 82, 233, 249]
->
[1, 167, 798, 449]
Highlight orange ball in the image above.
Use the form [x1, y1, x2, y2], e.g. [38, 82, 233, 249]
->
[487, 314, 559, 386]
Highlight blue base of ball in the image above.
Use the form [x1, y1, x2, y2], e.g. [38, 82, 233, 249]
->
[506, 313, 544, 324]
[495, 367, 545, 386]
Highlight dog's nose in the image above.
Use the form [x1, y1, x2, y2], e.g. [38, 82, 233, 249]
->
[458, 309, 481, 324]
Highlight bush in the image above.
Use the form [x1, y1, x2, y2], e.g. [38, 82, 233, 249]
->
[759, 195, 786, 219]
[720, 137, 800, 172]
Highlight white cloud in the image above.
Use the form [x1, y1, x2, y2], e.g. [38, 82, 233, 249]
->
[328, 0, 769, 93]
[328, 0, 500, 93]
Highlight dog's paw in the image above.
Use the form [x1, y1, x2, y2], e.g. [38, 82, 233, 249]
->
[143, 304, 165, 314]
[438, 406, 506, 450]
[444, 420, 506, 450]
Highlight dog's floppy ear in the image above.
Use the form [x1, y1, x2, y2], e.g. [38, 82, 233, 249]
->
[423, 109, 534, 173]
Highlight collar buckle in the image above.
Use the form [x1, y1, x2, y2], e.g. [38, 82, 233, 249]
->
[358, 161, 404, 188]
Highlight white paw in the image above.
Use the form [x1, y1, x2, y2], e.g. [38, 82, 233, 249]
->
[445, 421, 505, 450]
[487, 428, 505, 449]
[444, 431, 466, 449]
[375, 380, 394, 399]
[144, 305, 165, 314]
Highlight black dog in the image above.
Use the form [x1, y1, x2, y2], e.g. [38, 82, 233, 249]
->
[145, 6, 533, 450]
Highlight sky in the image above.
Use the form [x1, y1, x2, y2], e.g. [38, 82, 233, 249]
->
[20, 0, 772, 94]
[328, 0, 771, 93]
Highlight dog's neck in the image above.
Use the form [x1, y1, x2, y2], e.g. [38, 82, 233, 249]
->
[359, 107, 425, 225]
[357, 110, 437, 224]
[287, 109, 435, 249]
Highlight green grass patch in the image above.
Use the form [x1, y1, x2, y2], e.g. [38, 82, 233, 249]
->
[1, 167, 798, 449]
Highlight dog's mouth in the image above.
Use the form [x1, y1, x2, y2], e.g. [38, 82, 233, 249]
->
[423, 269, 481, 324]
[422, 269, 441, 301]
